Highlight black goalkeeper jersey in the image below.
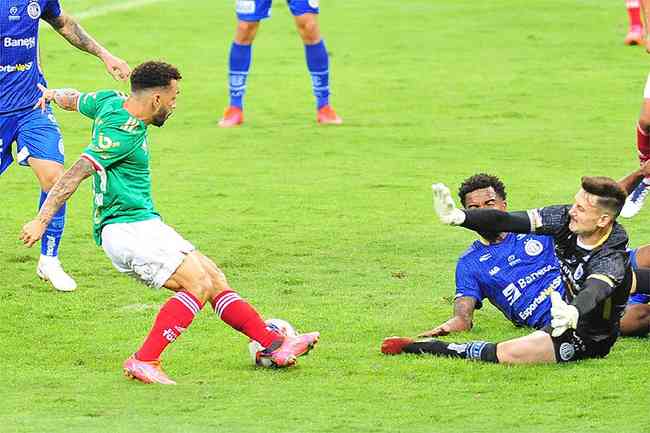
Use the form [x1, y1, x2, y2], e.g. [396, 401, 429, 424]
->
[529, 205, 633, 341]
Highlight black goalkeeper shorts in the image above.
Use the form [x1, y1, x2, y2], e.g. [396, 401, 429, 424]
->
[541, 325, 618, 363]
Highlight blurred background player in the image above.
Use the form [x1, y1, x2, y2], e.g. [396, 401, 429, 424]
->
[0, 0, 130, 291]
[21, 61, 319, 384]
[625, 0, 644, 45]
[420, 173, 650, 339]
[218, 0, 342, 127]
[621, 0, 650, 218]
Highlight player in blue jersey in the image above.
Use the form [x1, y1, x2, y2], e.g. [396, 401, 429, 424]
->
[418, 174, 566, 338]
[383, 171, 650, 364]
[417, 174, 650, 340]
[217, 0, 342, 127]
[1, 1, 130, 291]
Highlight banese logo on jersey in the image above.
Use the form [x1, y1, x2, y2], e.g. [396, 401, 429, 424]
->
[4, 37, 36, 49]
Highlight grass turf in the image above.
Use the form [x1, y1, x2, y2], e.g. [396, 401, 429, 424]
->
[1, 0, 650, 432]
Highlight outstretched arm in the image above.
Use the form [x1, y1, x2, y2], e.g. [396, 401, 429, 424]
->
[43, 12, 130, 80]
[618, 161, 650, 194]
[34, 84, 80, 112]
[21, 158, 95, 247]
[432, 183, 532, 233]
[419, 297, 476, 337]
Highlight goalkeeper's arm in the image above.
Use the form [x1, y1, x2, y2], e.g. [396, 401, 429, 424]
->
[431, 183, 532, 233]
[460, 208, 533, 234]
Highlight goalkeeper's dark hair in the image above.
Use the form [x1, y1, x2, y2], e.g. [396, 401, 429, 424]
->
[458, 173, 506, 207]
[581, 176, 627, 218]
[130, 61, 182, 92]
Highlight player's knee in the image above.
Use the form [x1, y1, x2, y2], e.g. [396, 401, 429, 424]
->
[235, 21, 258, 44]
[297, 20, 320, 44]
[640, 113, 650, 131]
[188, 271, 215, 303]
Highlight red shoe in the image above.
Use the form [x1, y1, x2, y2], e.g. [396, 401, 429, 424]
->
[268, 332, 320, 367]
[317, 105, 343, 125]
[123, 356, 176, 385]
[381, 336, 415, 355]
[625, 26, 644, 45]
[218, 106, 244, 128]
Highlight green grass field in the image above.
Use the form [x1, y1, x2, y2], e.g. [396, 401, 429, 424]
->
[2, 1, 650, 432]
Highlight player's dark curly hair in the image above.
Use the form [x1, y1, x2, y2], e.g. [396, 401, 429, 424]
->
[581, 176, 627, 217]
[130, 61, 182, 92]
[458, 173, 507, 207]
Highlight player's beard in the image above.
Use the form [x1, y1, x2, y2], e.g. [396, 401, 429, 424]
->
[151, 107, 172, 127]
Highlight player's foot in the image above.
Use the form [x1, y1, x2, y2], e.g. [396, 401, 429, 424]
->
[625, 26, 644, 45]
[621, 181, 650, 218]
[37, 256, 77, 292]
[123, 356, 176, 385]
[218, 106, 244, 128]
[266, 332, 320, 367]
[317, 105, 343, 125]
[381, 336, 415, 355]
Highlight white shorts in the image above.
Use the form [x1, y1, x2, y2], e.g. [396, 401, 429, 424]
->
[644, 73, 650, 99]
[101, 218, 195, 288]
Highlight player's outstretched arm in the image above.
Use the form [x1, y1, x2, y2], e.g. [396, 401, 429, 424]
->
[43, 13, 131, 81]
[618, 161, 650, 194]
[419, 297, 476, 337]
[21, 158, 95, 247]
[432, 183, 532, 233]
[34, 84, 80, 112]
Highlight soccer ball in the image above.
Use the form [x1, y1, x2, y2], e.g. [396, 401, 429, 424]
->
[249, 318, 298, 367]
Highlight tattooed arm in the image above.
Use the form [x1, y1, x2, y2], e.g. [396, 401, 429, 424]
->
[418, 296, 476, 337]
[43, 12, 131, 80]
[21, 158, 96, 247]
[34, 84, 80, 112]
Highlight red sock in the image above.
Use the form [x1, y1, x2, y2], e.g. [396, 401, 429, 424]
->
[212, 290, 281, 348]
[638, 122, 650, 163]
[135, 291, 203, 362]
[627, 0, 643, 27]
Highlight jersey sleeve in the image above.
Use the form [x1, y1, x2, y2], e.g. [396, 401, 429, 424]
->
[78, 90, 121, 119]
[528, 205, 572, 236]
[585, 250, 627, 287]
[81, 124, 141, 171]
[455, 257, 484, 309]
[42, 1, 62, 20]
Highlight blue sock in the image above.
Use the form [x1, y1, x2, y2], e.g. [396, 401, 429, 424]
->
[304, 40, 330, 109]
[39, 190, 66, 257]
[228, 42, 252, 109]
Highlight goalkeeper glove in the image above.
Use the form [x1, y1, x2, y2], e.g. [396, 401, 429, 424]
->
[550, 291, 579, 337]
[431, 183, 466, 225]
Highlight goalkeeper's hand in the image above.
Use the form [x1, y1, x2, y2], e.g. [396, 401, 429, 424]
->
[431, 183, 466, 225]
[550, 291, 579, 337]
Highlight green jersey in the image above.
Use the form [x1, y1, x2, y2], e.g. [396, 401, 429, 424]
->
[79, 90, 159, 245]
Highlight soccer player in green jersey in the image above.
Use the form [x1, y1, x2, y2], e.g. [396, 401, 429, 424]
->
[20, 61, 319, 384]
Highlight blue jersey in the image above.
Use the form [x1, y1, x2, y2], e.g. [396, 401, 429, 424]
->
[0, 0, 61, 113]
[455, 233, 567, 329]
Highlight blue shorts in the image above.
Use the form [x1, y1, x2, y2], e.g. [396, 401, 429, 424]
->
[0, 105, 63, 175]
[235, 0, 319, 21]
[626, 247, 649, 305]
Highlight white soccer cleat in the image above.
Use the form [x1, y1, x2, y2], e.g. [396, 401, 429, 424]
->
[621, 181, 650, 218]
[37, 256, 77, 292]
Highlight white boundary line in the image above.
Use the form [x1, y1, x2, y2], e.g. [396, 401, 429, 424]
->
[73, 0, 171, 20]
[42, 0, 170, 29]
